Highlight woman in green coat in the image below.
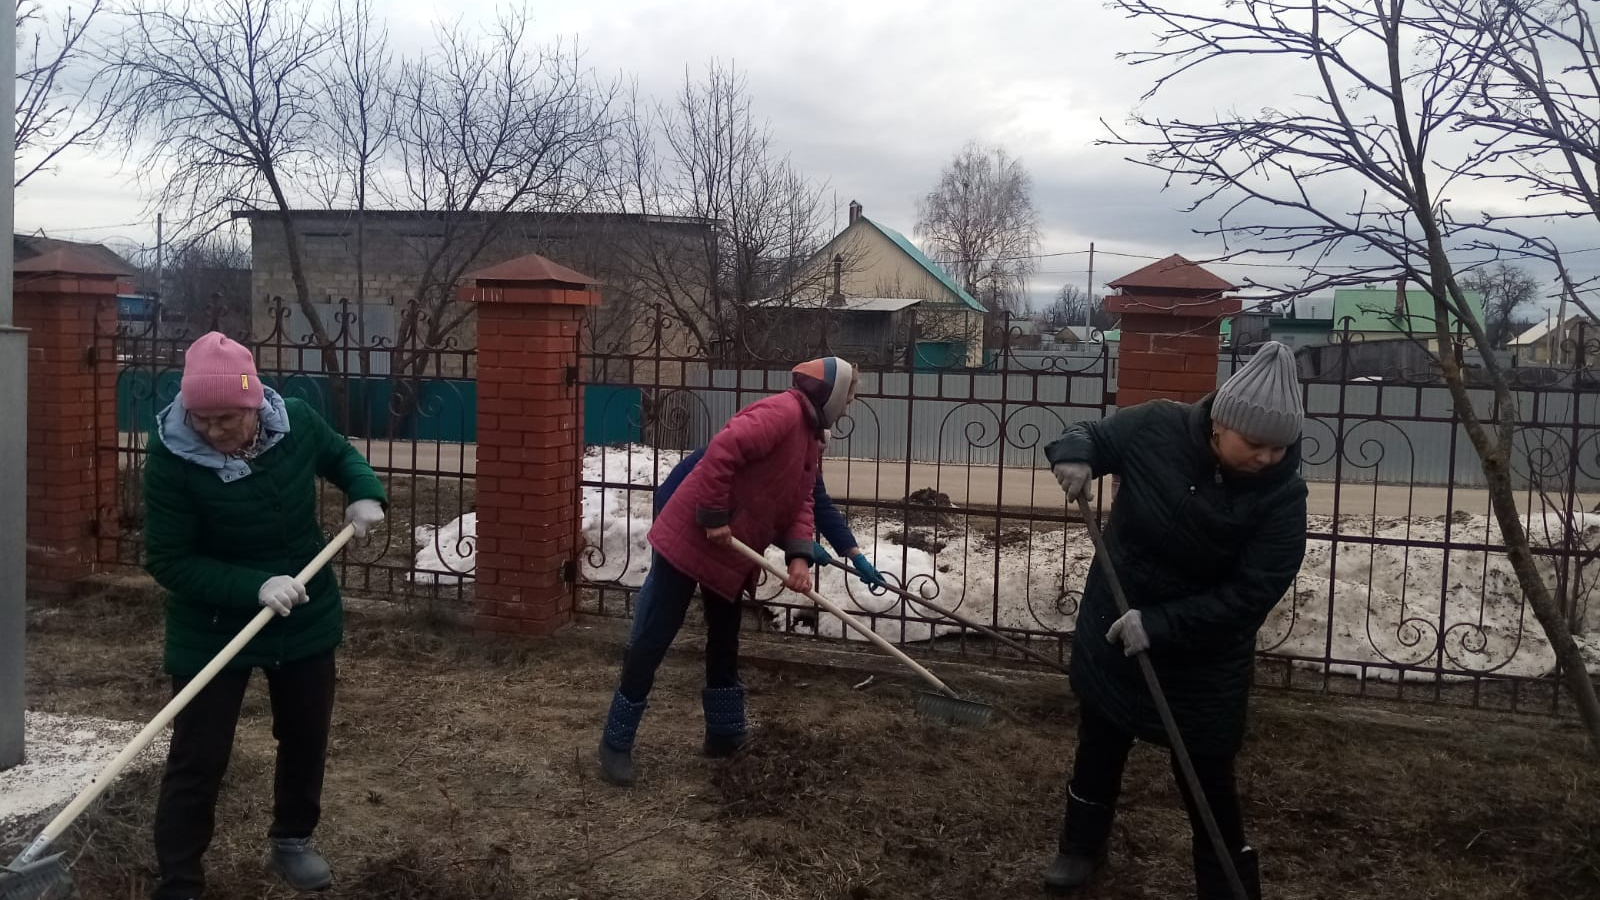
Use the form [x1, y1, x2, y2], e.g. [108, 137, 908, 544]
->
[142, 332, 386, 899]
[1041, 342, 1308, 900]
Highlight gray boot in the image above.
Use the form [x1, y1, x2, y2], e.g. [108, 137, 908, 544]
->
[701, 685, 749, 758]
[267, 837, 333, 892]
[598, 690, 648, 786]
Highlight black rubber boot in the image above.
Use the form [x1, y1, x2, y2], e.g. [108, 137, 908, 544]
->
[1044, 786, 1115, 893]
[701, 685, 749, 758]
[267, 837, 333, 892]
[598, 690, 647, 787]
[1195, 844, 1262, 900]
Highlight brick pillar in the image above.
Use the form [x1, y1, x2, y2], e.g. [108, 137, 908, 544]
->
[1105, 255, 1242, 407]
[459, 254, 599, 637]
[12, 249, 130, 595]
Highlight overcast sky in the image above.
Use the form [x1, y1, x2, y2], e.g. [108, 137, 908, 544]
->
[17, 0, 1600, 315]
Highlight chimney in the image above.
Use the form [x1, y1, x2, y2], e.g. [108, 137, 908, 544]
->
[828, 253, 845, 307]
[848, 200, 862, 225]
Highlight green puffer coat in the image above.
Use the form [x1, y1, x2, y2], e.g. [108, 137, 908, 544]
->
[143, 393, 386, 676]
[1045, 395, 1307, 757]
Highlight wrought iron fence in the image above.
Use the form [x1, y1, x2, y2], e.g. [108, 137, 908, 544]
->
[101, 297, 479, 608]
[578, 308, 1600, 716]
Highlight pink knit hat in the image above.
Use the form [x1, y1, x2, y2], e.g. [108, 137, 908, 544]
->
[181, 332, 263, 411]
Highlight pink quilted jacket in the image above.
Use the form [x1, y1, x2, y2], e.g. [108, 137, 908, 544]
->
[648, 389, 821, 600]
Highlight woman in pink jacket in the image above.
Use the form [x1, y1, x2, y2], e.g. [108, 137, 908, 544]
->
[597, 357, 859, 786]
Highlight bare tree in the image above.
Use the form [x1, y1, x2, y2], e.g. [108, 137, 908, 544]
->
[16, 0, 117, 186]
[321, 0, 394, 375]
[607, 63, 839, 357]
[915, 141, 1041, 315]
[386, 6, 615, 375]
[1461, 262, 1541, 349]
[106, 0, 340, 371]
[1106, 0, 1600, 752]
[1044, 283, 1114, 331]
[159, 235, 253, 332]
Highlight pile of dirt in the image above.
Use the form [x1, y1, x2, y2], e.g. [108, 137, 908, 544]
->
[882, 489, 956, 555]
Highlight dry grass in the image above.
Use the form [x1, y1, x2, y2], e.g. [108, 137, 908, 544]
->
[16, 585, 1600, 900]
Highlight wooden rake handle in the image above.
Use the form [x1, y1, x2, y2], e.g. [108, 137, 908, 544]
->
[15, 524, 358, 867]
[728, 538, 960, 700]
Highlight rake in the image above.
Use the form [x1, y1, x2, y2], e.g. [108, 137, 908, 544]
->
[729, 538, 994, 727]
[1076, 497, 1251, 900]
[823, 557, 1070, 675]
[0, 525, 357, 900]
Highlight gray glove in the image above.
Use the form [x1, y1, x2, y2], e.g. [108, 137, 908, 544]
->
[1106, 609, 1149, 656]
[1052, 461, 1094, 502]
[344, 498, 385, 539]
[258, 575, 308, 617]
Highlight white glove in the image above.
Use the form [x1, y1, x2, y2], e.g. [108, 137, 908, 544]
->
[344, 498, 385, 538]
[258, 575, 308, 617]
[1106, 609, 1150, 657]
[1053, 462, 1095, 502]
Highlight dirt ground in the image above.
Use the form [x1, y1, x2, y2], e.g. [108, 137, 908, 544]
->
[17, 586, 1600, 900]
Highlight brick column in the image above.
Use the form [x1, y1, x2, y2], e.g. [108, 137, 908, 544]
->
[1106, 255, 1242, 407]
[459, 254, 599, 637]
[12, 249, 130, 595]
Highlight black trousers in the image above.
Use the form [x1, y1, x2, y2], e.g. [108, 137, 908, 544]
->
[1060, 700, 1246, 862]
[618, 555, 741, 701]
[151, 651, 337, 900]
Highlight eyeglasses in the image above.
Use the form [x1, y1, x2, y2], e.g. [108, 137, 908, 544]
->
[185, 410, 252, 434]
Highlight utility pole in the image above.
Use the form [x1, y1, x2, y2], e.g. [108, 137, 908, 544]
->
[154, 212, 163, 328]
[1, 0, 28, 770]
[1084, 242, 1096, 331]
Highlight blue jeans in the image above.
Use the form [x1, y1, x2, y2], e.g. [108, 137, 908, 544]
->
[617, 555, 741, 702]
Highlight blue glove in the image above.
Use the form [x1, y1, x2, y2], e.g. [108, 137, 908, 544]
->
[812, 541, 832, 566]
[849, 553, 885, 588]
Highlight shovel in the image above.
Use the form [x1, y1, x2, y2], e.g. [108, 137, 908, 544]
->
[728, 538, 993, 727]
[1076, 497, 1250, 900]
[1, 524, 357, 900]
[823, 557, 1069, 675]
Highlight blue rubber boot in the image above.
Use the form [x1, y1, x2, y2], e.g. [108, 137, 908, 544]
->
[701, 685, 749, 758]
[598, 690, 647, 786]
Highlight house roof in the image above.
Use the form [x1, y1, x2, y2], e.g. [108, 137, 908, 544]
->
[1510, 314, 1593, 347]
[1331, 287, 1486, 335]
[861, 218, 986, 313]
[15, 234, 134, 275]
[1108, 254, 1238, 292]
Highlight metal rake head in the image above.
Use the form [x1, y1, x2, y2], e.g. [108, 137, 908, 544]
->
[913, 691, 995, 728]
[0, 854, 75, 900]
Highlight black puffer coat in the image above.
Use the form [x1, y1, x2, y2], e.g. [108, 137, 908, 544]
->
[1045, 395, 1307, 757]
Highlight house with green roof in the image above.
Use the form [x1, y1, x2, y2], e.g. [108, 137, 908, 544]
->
[1330, 285, 1487, 351]
[780, 200, 989, 366]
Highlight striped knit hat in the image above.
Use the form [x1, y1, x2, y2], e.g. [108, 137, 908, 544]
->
[791, 357, 857, 427]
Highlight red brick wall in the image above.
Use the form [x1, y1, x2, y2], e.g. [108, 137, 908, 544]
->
[14, 273, 123, 594]
[1108, 296, 1240, 407]
[469, 289, 594, 637]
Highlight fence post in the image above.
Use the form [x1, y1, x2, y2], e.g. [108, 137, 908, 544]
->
[459, 254, 599, 637]
[1104, 255, 1241, 407]
[12, 249, 129, 596]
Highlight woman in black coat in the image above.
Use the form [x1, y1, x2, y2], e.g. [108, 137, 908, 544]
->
[1041, 341, 1308, 900]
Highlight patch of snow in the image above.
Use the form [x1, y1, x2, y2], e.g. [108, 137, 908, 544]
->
[415, 445, 1600, 680]
[0, 711, 168, 844]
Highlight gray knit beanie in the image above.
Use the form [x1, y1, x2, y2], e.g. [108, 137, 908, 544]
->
[1212, 341, 1304, 446]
